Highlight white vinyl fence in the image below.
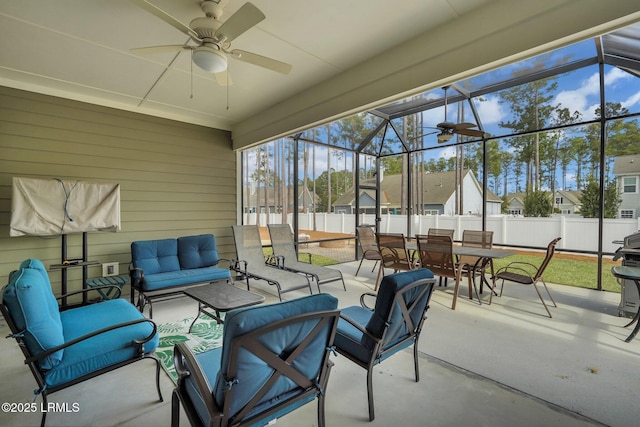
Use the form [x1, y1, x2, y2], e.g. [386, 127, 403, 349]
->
[246, 213, 640, 254]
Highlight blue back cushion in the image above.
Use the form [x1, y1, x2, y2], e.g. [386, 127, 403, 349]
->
[131, 238, 180, 275]
[178, 234, 219, 269]
[213, 294, 338, 419]
[365, 268, 434, 348]
[2, 260, 65, 370]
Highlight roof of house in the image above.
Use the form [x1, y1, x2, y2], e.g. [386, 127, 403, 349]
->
[613, 154, 640, 175]
[334, 170, 502, 207]
[506, 190, 583, 205]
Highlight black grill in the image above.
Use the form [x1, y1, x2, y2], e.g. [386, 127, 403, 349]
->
[613, 231, 640, 318]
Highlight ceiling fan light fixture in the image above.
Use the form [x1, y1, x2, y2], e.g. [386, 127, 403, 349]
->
[438, 132, 454, 143]
[192, 45, 227, 73]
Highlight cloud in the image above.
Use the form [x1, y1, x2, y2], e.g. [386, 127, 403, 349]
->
[553, 67, 636, 119]
[475, 95, 505, 125]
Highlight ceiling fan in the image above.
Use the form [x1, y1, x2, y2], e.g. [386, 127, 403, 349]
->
[415, 86, 485, 143]
[131, 0, 292, 79]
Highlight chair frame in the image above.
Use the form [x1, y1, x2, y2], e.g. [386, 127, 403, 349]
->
[492, 237, 561, 317]
[355, 225, 383, 284]
[416, 234, 474, 310]
[335, 275, 436, 421]
[267, 224, 346, 292]
[0, 285, 163, 427]
[171, 309, 340, 427]
[377, 233, 414, 290]
[425, 229, 455, 287]
[458, 230, 495, 296]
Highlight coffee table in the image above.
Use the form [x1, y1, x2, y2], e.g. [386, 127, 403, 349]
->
[183, 282, 265, 332]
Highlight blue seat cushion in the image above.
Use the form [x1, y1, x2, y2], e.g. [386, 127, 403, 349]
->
[2, 262, 64, 370]
[131, 238, 181, 275]
[136, 267, 231, 292]
[213, 293, 338, 422]
[178, 234, 220, 269]
[44, 299, 159, 388]
[334, 305, 375, 363]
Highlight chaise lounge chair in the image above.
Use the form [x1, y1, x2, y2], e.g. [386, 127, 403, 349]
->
[267, 224, 346, 293]
[231, 225, 313, 300]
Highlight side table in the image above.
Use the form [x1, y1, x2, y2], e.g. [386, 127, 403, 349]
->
[86, 275, 129, 300]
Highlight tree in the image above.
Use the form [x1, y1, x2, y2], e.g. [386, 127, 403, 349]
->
[499, 77, 558, 191]
[523, 189, 552, 217]
[250, 145, 273, 225]
[578, 174, 621, 218]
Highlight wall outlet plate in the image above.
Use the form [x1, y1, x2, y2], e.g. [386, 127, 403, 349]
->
[102, 262, 119, 277]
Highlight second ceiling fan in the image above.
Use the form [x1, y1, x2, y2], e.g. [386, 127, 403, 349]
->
[417, 86, 485, 143]
[131, 0, 292, 81]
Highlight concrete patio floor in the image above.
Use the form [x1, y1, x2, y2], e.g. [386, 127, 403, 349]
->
[0, 260, 638, 426]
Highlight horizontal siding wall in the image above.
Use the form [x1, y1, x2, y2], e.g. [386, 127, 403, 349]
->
[0, 86, 236, 296]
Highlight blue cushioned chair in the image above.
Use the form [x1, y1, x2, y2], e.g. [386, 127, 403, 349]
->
[171, 294, 340, 427]
[333, 269, 436, 421]
[1, 259, 162, 427]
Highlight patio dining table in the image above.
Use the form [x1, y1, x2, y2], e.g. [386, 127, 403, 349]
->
[406, 241, 515, 300]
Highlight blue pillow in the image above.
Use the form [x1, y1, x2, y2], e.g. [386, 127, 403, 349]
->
[178, 234, 219, 269]
[3, 265, 65, 370]
[131, 239, 180, 274]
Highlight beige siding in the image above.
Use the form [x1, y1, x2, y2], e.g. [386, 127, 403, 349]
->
[0, 86, 236, 296]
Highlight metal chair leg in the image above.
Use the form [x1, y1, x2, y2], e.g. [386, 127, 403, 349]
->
[367, 368, 375, 421]
[171, 390, 180, 427]
[355, 258, 365, 276]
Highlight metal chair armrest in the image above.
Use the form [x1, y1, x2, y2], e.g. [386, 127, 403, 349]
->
[339, 313, 379, 342]
[24, 317, 158, 364]
[497, 261, 537, 277]
[359, 293, 377, 310]
[173, 342, 222, 421]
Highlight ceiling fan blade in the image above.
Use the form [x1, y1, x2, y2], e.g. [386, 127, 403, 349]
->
[131, 45, 187, 55]
[215, 2, 265, 43]
[230, 50, 292, 74]
[452, 122, 478, 130]
[455, 128, 485, 137]
[132, 0, 199, 39]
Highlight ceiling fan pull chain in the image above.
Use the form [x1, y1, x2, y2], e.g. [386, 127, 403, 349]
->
[226, 65, 230, 110]
[190, 50, 194, 100]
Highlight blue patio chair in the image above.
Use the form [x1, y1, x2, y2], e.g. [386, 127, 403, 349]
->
[333, 268, 436, 421]
[1, 259, 162, 427]
[171, 294, 339, 427]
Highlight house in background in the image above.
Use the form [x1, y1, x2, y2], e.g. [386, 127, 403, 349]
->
[613, 154, 640, 219]
[333, 170, 502, 215]
[505, 190, 582, 216]
[243, 185, 319, 214]
[553, 190, 583, 215]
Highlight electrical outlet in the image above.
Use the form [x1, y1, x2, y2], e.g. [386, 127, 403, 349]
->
[102, 262, 119, 277]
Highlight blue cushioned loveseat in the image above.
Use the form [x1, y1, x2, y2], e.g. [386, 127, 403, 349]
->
[130, 234, 232, 317]
[0, 259, 162, 427]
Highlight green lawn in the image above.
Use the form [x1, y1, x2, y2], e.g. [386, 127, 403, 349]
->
[262, 248, 338, 267]
[263, 247, 621, 293]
